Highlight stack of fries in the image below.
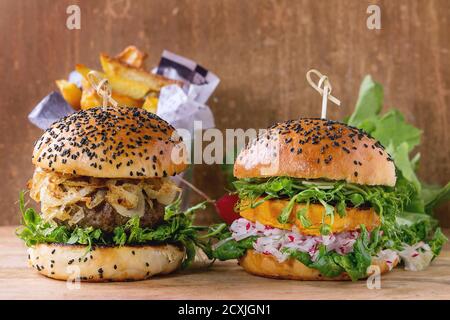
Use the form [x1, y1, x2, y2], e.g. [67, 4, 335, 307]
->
[55, 46, 183, 113]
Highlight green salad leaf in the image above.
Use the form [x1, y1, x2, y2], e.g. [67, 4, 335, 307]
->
[347, 75, 383, 130]
[423, 182, 450, 214]
[213, 236, 256, 261]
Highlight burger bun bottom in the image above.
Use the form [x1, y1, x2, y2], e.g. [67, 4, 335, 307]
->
[28, 243, 184, 282]
[239, 249, 398, 281]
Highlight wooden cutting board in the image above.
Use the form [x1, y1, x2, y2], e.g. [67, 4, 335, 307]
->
[1, 226, 449, 300]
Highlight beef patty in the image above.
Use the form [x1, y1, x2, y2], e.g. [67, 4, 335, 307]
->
[58, 200, 165, 233]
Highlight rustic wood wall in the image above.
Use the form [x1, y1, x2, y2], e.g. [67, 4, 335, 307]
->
[0, 0, 449, 226]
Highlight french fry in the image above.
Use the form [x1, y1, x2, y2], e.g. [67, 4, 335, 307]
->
[111, 92, 144, 108]
[80, 85, 144, 109]
[55, 80, 82, 110]
[142, 94, 159, 113]
[80, 89, 143, 109]
[100, 54, 182, 99]
[75, 64, 99, 80]
[80, 86, 102, 110]
[115, 46, 147, 68]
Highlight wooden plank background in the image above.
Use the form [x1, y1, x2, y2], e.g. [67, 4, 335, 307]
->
[0, 0, 449, 226]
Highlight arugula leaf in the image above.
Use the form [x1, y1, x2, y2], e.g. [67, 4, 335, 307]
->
[309, 245, 344, 277]
[348, 193, 364, 207]
[372, 110, 422, 153]
[212, 236, 256, 261]
[393, 142, 421, 192]
[278, 194, 299, 224]
[429, 228, 448, 257]
[423, 182, 450, 214]
[347, 75, 383, 130]
[297, 204, 312, 228]
[282, 249, 312, 267]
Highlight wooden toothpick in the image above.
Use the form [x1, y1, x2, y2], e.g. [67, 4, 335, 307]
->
[306, 69, 341, 119]
[87, 71, 118, 108]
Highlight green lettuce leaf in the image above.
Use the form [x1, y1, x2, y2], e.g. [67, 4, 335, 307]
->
[347, 75, 383, 131]
[423, 182, 450, 214]
[212, 236, 256, 261]
[372, 110, 421, 153]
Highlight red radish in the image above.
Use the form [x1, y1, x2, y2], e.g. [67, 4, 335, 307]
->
[215, 194, 240, 224]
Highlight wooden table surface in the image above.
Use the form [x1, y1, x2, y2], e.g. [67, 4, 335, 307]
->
[1, 226, 449, 300]
[1, 0, 450, 227]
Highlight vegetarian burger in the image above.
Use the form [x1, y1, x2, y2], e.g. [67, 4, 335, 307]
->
[213, 118, 443, 280]
[18, 106, 206, 282]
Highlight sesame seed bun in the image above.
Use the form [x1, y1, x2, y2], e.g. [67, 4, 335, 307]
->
[239, 249, 398, 280]
[32, 106, 188, 179]
[234, 118, 396, 186]
[27, 243, 184, 282]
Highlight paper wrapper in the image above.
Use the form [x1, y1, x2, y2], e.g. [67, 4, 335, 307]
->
[28, 91, 75, 129]
[155, 50, 218, 134]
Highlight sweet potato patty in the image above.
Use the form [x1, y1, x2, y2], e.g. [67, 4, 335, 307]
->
[239, 198, 380, 236]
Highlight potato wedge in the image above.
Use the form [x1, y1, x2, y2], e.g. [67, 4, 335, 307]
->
[55, 80, 82, 110]
[115, 46, 147, 68]
[100, 54, 182, 99]
[80, 86, 102, 110]
[75, 64, 101, 80]
[142, 94, 159, 113]
[112, 92, 144, 108]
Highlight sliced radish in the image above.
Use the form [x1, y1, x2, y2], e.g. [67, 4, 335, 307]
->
[215, 194, 240, 224]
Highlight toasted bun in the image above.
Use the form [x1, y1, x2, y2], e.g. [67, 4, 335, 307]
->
[234, 118, 396, 186]
[239, 249, 399, 281]
[32, 106, 188, 178]
[28, 243, 184, 282]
